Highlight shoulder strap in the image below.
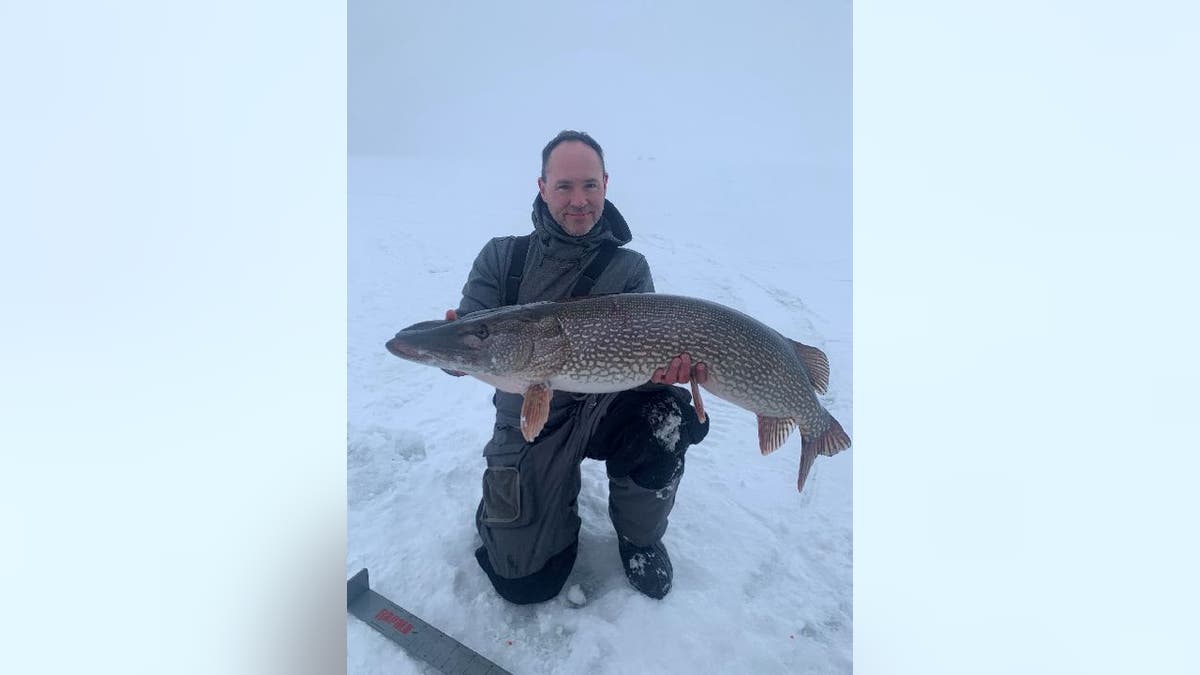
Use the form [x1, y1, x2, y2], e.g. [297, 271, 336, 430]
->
[570, 241, 618, 298]
[504, 235, 531, 305]
[506, 236, 618, 303]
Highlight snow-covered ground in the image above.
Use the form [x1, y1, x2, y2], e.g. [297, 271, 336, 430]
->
[347, 151, 852, 673]
[347, 0, 850, 669]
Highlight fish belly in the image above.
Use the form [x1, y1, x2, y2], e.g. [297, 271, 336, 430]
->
[548, 372, 648, 394]
[470, 372, 533, 394]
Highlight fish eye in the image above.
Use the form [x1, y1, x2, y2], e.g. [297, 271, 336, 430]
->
[475, 325, 489, 340]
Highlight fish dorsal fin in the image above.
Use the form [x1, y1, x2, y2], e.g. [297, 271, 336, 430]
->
[757, 415, 796, 456]
[520, 382, 553, 442]
[791, 340, 830, 395]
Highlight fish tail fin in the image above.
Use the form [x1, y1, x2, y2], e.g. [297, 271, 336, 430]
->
[815, 416, 852, 457]
[796, 417, 851, 493]
[797, 443, 819, 493]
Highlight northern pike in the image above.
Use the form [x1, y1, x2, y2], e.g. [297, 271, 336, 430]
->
[385, 293, 850, 492]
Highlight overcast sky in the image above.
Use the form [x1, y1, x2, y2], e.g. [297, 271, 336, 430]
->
[349, 0, 850, 169]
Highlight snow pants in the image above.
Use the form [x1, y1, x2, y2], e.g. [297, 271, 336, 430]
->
[474, 385, 708, 604]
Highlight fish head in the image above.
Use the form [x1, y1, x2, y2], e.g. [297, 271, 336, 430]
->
[386, 305, 567, 378]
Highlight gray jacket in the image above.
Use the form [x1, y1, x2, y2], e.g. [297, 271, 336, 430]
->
[456, 195, 654, 428]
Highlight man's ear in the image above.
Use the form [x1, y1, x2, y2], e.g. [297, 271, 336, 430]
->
[537, 176, 548, 201]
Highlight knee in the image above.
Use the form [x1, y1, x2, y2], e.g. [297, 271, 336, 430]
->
[475, 541, 578, 605]
[639, 388, 709, 451]
[629, 451, 685, 491]
[594, 388, 708, 489]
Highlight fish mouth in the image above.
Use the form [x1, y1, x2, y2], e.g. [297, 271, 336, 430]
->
[386, 319, 456, 362]
[385, 335, 433, 363]
[399, 319, 452, 332]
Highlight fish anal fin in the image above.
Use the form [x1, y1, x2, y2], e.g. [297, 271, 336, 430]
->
[520, 382, 553, 442]
[792, 341, 830, 395]
[757, 415, 795, 456]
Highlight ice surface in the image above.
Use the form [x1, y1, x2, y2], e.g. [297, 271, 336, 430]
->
[348, 2, 851, 672]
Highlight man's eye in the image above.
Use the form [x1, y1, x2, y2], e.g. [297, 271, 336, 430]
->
[556, 185, 569, 191]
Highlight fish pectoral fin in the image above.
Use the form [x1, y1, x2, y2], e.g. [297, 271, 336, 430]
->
[520, 382, 553, 442]
[791, 340, 831, 395]
[756, 415, 795, 456]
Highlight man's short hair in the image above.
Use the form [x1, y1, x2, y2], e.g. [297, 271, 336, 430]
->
[541, 130, 606, 179]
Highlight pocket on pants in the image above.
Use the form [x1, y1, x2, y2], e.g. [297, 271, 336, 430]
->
[482, 465, 522, 525]
[481, 424, 533, 527]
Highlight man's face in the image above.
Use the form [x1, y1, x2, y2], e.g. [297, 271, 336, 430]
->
[537, 141, 608, 236]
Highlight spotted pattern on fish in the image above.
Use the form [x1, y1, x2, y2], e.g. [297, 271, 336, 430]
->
[386, 293, 851, 492]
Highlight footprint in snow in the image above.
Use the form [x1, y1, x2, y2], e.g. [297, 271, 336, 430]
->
[347, 426, 428, 467]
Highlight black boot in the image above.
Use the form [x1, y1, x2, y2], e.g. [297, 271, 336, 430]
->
[475, 541, 577, 605]
[618, 537, 673, 599]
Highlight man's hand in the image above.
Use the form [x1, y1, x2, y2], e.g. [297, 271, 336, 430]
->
[650, 352, 708, 386]
[441, 309, 467, 377]
[651, 352, 709, 423]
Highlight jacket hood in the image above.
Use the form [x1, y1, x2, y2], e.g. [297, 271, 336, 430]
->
[530, 194, 632, 259]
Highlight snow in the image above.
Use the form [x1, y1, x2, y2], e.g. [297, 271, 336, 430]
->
[566, 585, 588, 607]
[347, 150, 851, 673]
[647, 398, 683, 451]
[348, 2, 850, 673]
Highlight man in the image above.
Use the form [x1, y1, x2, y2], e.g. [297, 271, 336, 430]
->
[443, 130, 710, 603]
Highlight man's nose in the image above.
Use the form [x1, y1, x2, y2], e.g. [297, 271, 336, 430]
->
[569, 189, 588, 206]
